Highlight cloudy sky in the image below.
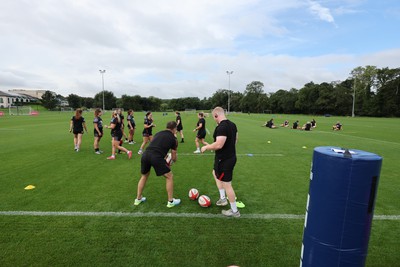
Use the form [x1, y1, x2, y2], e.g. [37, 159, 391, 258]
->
[0, 0, 399, 99]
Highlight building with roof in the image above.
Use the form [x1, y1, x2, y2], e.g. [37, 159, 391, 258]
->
[9, 89, 47, 99]
[0, 90, 39, 108]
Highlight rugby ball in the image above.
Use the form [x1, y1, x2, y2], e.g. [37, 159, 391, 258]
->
[165, 153, 173, 165]
[198, 195, 211, 207]
[188, 188, 199, 200]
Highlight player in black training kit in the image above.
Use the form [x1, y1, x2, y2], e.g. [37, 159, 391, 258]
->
[134, 121, 181, 208]
[69, 108, 88, 152]
[193, 112, 208, 153]
[201, 107, 240, 217]
[175, 111, 184, 143]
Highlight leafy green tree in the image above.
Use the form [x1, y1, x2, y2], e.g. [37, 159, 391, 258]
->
[270, 89, 298, 114]
[333, 80, 353, 116]
[67, 94, 82, 109]
[94, 91, 116, 110]
[210, 89, 229, 109]
[295, 82, 320, 114]
[230, 92, 243, 112]
[376, 68, 400, 116]
[351, 66, 379, 116]
[240, 81, 266, 113]
[199, 97, 213, 110]
[83, 98, 94, 109]
[315, 82, 335, 114]
[41, 90, 58, 110]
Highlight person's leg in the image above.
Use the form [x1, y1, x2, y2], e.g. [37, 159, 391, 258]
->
[138, 136, 148, 154]
[201, 139, 209, 145]
[77, 134, 83, 150]
[164, 172, 174, 201]
[223, 182, 237, 209]
[194, 137, 200, 153]
[164, 171, 181, 207]
[73, 134, 78, 149]
[129, 129, 133, 142]
[94, 136, 99, 150]
[117, 144, 129, 153]
[108, 139, 116, 158]
[136, 172, 150, 200]
[213, 170, 225, 198]
[140, 137, 147, 150]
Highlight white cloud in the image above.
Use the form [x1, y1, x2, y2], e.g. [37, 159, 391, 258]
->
[0, 0, 399, 99]
[307, 0, 335, 23]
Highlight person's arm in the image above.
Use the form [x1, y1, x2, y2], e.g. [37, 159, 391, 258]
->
[108, 122, 116, 130]
[83, 122, 88, 133]
[171, 149, 177, 163]
[69, 120, 73, 132]
[201, 136, 226, 153]
[193, 122, 203, 131]
[94, 123, 101, 136]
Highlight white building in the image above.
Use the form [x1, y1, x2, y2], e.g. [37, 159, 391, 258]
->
[9, 89, 48, 99]
[0, 90, 38, 108]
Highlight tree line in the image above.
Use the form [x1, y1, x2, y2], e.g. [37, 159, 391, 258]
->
[41, 65, 400, 117]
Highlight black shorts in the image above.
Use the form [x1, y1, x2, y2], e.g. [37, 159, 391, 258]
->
[214, 156, 236, 182]
[94, 128, 103, 137]
[73, 129, 84, 135]
[112, 132, 123, 141]
[177, 125, 183, 131]
[141, 152, 171, 176]
[197, 130, 206, 139]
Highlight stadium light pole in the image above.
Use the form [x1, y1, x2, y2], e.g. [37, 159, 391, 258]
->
[99, 70, 106, 111]
[352, 78, 356, 117]
[226, 71, 233, 113]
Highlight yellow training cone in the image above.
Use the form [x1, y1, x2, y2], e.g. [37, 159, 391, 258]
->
[302, 146, 307, 149]
[24, 185, 36, 190]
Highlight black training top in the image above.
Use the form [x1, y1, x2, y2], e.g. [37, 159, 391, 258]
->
[213, 120, 237, 159]
[197, 118, 206, 135]
[93, 116, 103, 130]
[71, 116, 85, 132]
[110, 117, 122, 136]
[145, 130, 178, 157]
[143, 117, 153, 135]
[127, 114, 135, 128]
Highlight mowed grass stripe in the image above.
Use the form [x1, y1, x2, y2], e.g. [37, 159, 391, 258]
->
[0, 210, 399, 220]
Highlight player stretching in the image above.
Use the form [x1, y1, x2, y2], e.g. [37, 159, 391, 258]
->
[134, 121, 181, 208]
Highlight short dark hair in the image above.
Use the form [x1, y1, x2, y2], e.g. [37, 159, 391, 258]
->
[166, 121, 177, 130]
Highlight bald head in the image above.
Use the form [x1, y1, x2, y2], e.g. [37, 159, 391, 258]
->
[212, 106, 226, 123]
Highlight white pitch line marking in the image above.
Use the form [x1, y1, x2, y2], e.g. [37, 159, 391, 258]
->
[0, 211, 398, 220]
[179, 153, 284, 157]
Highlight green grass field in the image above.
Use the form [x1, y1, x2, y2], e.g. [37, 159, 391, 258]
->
[0, 110, 399, 266]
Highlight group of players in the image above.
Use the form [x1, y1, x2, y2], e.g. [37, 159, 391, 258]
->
[264, 118, 317, 130]
[69, 107, 241, 217]
[264, 118, 343, 131]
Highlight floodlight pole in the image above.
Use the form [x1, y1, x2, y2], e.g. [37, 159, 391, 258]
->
[352, 78, 356, 117]
[226, 71, 233, 113]
[99, 70, 106, 111]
